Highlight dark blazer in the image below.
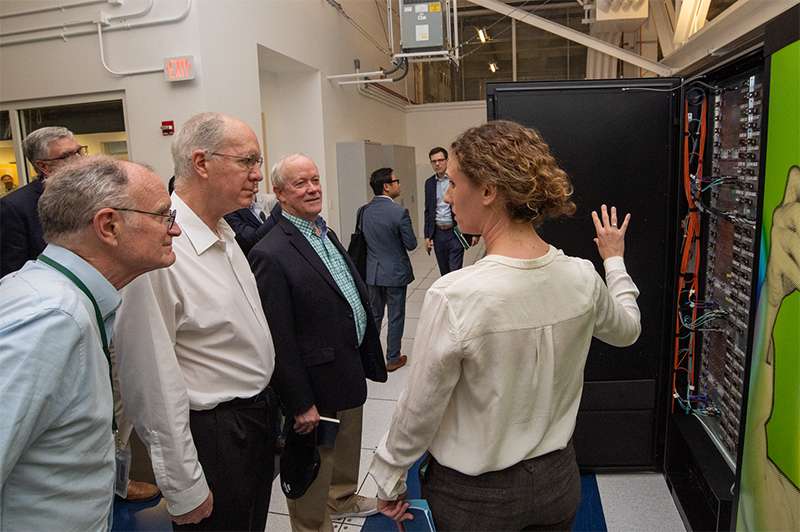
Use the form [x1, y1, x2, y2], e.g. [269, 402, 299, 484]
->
[361, 196, 417, 287]
[248, 213, 387, 416]
[0, 179, 46, 277]
[224, 203, 281, 256]
[423, 175, 440, 241]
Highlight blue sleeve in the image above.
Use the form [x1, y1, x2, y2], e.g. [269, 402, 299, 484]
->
[0, 308, 83, 480]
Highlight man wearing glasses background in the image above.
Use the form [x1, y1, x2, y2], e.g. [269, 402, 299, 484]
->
[113, 111, 278, 531]
[423, 147, 479, 276]
[0, 126, 86, 276]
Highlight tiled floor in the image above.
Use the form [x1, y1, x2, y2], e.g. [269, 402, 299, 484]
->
[266, 242, 686, 532]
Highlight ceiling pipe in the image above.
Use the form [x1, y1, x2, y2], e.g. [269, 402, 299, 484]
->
[0, 0, 105, 20]
[468, 0, 672, 76]
[1, 0, 155, 39]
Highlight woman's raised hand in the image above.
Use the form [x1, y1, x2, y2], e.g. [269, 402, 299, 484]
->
[592, 205, 630, 260]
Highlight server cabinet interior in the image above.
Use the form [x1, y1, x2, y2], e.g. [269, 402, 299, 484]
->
[487, 78, 682, 470]
[665, 54, 767, 532]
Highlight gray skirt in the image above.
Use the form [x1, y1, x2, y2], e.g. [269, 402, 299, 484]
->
[420, 439, 581, 532]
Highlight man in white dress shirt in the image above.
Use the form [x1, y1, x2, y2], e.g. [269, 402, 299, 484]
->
[113, 111, 277, 531]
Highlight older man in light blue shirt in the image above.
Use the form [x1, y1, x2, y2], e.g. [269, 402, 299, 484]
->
[0, 155, 180, 531]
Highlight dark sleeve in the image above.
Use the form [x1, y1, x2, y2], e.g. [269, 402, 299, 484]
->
[399, 208, 418, 251]
[248, 244, 315, 416]
[329, 230, 387, 384]
[0, 198, 30, 277]
[423, 178, 434, 240]
[224, 211, 274, 256]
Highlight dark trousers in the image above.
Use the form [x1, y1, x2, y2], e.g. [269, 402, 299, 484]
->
[420, 440, 581, 532]
[173, 389, 278, 532]
[368, 284, 407, 364]
[432, 226, 464, 275]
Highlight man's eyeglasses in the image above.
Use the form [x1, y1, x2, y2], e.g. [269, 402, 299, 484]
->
[388, 179, 400, 184]
[39, 146, 88, 162]
[114, 208, 177, 230]
[207, 152, 264, 169]
[430, 158, 446, 165]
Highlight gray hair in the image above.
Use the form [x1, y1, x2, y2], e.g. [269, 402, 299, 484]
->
[171, 111, 228, 183]
[22, 127, 75, 176]
[39, 155, 134, 245]
[270, 153, 309, 190]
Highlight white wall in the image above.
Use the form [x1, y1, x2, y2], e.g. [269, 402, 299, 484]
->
[405, 101, 488, 233]
[0, 0, 206, 181]
[0, 0, 485, 234]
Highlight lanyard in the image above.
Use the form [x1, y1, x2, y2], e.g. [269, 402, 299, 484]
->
[38, 253, 117, 432]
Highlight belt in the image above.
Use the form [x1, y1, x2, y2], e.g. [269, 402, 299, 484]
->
[436, 224, 454, 230]
[217, 387, 271, 409]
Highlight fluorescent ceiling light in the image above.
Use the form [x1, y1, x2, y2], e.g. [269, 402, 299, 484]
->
[478, 28, 488, 43]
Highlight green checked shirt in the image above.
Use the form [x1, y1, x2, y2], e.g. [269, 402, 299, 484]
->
[283, 211, 367, 344]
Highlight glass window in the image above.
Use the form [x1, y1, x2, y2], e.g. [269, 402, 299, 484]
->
[19, 100, 128, 181]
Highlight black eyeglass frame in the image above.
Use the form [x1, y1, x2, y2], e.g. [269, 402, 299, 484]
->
[38, 145, 89, 162]
[206, 152, 264, 169]
[113, 208, 177, 230]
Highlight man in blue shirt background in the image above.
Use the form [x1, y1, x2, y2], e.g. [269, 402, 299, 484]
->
[423, 147, 479, 275]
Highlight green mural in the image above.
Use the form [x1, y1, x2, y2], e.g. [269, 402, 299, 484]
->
[737, 39, 800, 532]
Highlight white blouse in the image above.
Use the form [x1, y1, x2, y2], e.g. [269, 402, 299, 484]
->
[369, 246, 641, 499]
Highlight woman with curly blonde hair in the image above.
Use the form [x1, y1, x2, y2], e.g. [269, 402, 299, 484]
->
[369, 120, 642, 531]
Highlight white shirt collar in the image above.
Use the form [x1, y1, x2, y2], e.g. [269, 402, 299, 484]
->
[171, 193, 235, 255]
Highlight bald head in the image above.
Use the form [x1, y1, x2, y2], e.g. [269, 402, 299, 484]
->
[170, 112, 264, 227]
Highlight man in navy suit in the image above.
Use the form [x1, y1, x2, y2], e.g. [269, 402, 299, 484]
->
[223, 182, 280, 255]
[248, 153, 386, 531]
[361, 167, 417, 372]
[424, 147, 478, 276]
[1, 127, 84, 277]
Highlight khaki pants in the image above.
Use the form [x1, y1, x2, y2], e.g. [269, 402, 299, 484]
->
[287, 406, 363, 532]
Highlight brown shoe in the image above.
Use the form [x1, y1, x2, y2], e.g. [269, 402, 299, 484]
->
[330, 495, 379, 519]
[120, 480, 161, 503]
[386, 355, 407, 373]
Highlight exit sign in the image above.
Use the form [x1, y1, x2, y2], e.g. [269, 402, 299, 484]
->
[164, 56, 195, 82]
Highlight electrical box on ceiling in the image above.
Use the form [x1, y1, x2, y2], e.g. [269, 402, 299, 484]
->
[400, 0, 445, 52]
[593, 0, 648, 32]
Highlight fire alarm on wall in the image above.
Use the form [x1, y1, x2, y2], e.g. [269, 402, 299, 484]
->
[161, 121, 174, 136]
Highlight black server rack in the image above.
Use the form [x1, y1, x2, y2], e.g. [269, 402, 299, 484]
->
[486, 78, 683, 470]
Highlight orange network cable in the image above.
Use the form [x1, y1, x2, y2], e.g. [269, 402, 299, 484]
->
[672, 95, 706, 413]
